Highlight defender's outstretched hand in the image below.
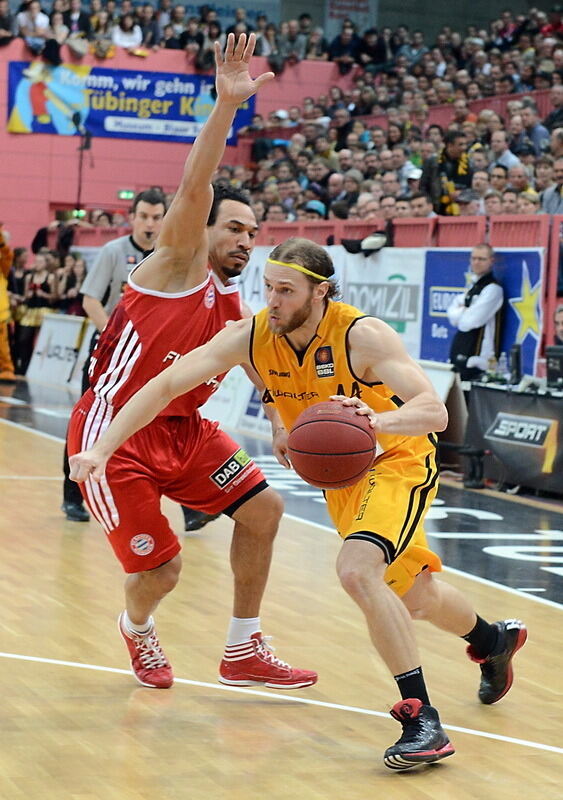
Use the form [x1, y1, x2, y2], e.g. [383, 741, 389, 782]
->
[69, 448, 108, 484]
[214, 32, 274, 105]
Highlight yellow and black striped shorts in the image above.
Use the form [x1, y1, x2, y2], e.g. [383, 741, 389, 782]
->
[325, 447, 442, 597]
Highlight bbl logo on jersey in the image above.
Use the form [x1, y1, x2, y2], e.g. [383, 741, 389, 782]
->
[204, 284, 216, 308]
[314, 346, 334, 378]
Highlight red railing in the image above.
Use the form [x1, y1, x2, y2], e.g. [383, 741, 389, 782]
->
[488, 214, 550, 247]
[254, 219, 384, 246]
[435, 216, 487, 248]
[393, 218, 436, 247]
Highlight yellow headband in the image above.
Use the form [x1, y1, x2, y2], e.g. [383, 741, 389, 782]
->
[266, 258, 329, 282]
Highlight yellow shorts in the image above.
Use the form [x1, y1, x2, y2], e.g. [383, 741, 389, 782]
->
[325, 448, 442, 597]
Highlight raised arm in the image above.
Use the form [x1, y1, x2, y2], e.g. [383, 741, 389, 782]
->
[69, 318, 253, 482]
[340, 317, 448, 435]
[143, 34, 273, 283]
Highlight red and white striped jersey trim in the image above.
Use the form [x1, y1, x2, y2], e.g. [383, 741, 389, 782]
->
[91, 319, 142, 405]
[81, 394, 119, 534]
[81, 319, 146, 534]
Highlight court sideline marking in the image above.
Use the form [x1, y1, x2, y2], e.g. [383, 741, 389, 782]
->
[0, 650, 561, 756]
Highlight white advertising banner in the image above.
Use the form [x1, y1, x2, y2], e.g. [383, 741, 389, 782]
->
[341, 248, 426, 359]
[78, 246, 103, 273]
[26, 314, 84, 385]
[237, 387, 276, 439]
[199, 365, 254, 431]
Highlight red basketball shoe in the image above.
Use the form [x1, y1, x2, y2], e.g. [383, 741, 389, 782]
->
[219, 632, 318, 689]
[118, 611, 174, 689]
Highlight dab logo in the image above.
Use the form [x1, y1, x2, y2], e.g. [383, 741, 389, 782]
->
[211, 448, 253, 489]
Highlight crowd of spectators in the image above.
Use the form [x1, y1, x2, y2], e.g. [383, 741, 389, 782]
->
[3, 5, 563, 376]
[199, 7, 563, 235]
[0, 1, 562, 77]
[3, 4, 563, 230]
[225, 86, 563, 230]
[3, 237, 89, 377]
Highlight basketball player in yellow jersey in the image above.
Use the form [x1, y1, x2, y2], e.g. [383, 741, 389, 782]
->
[70, 237, 527, 772]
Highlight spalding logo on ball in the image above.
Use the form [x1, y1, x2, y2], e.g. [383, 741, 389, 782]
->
[287, 401, 377, 489]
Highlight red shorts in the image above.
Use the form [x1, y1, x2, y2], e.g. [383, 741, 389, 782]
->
[68, 391, 267, 573]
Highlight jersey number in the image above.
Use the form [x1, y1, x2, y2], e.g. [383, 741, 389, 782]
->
[336, 381, 362, 398]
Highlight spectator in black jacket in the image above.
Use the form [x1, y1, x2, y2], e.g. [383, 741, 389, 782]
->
[179, 16, 203, 53]
[161, 22, 180, 48]
[331, 108, 354, 151]
[421, 131, 473, 215]
[139, 3, 160, 48]
[328, 22, 360, 74]
[0, 0, 15, 46]
[357, 27, 387, 74]
[63, 0, 91, 39]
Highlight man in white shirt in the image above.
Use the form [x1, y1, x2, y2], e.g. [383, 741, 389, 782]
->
[17, 0, 50, 53]
[447, 244, 504, 380]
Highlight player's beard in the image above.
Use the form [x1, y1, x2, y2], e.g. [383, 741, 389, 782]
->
[221, 264, 243, 279]
[270, 294, 313, 335]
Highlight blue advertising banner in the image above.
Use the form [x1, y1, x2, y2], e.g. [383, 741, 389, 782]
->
[7, 60, 254, 143]
[421, 248, 545, 376]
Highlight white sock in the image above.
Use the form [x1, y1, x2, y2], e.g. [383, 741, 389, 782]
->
[124, 611, 153, 636]
[226, 616, 261, 646]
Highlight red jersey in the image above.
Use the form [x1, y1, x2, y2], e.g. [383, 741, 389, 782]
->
[88, 266, 242, 416]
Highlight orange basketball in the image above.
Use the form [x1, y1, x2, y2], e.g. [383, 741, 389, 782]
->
[287, 401, 377, 489]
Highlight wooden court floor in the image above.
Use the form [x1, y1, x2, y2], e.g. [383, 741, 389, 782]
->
[1, 419, 562, 800]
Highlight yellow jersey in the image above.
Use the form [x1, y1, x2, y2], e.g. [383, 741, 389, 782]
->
[249, 300, 436, 463]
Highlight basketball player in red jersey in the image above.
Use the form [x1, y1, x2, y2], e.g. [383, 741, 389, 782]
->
[67, 33, 317, 691]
